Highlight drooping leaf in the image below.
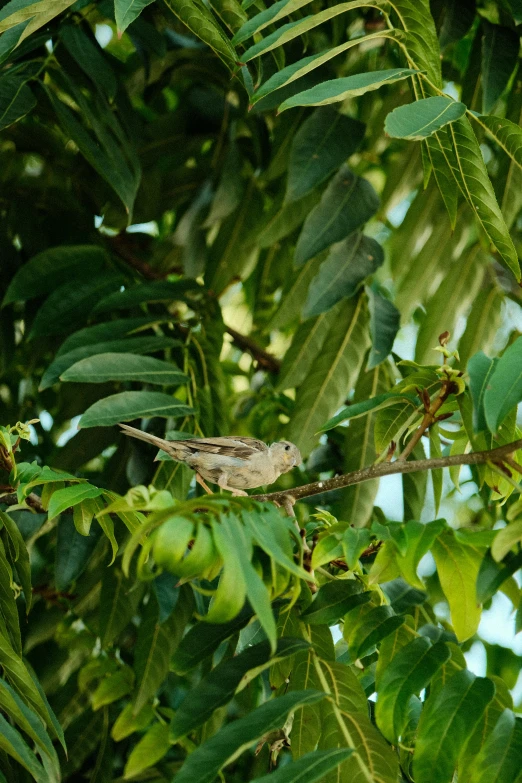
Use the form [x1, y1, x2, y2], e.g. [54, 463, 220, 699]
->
[0, 510, 32, 612]
[232, 0, 314, 44]
[477, 115, 522, 171]
[413, 670, 496, 783]
[482, 21, 519, 114]
[172, 691, 325, 783]
[123, 721, 170, 778]
[468, 351, 498, 432]
[346, 604, 405, 660]
[91, 279, 201, 314]
[320, 392, 417, 432]
[367, 288, 400, 369]
[484, 336, 522, 432]
[288, 295, 370, 455]
[303, 234, 384, 318]
[286, 108, 365, 202]
[250, 748, 354, 783]
[0, 713, 47, 783]
[60, 24, 117, 100]
[300, 580, 371, 625]
[47, 484, 103, 521]
[458, 285, 503, 368]
[0, 72, 36, 130]
[447, 117, 520, 279]
[278, 69, 419, 111]
[439, 0, 476, 48]
[55, 514, 103, 590]
[391, 0, 442, 87]
[385, 97, 466, 140]
[466, 709, 522, 783]
[78, 392, 194, 428]
[491, 519, 522, 562]
[277, 308, 338, 391]
[163, 0, 238, 68]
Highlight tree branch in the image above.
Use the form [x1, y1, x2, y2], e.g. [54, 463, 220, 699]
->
[225, 326, 281, 374]
[250, 438, 522, 504]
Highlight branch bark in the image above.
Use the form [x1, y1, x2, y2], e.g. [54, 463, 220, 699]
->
[225, 326, 281, 374]
[250, 438, 522, 504]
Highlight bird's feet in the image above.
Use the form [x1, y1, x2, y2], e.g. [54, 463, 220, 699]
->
[217, 476, 248, 496]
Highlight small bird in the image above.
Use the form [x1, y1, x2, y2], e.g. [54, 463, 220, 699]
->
[119, 424, 302, 496]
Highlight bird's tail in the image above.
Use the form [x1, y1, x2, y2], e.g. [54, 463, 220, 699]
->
[119, 424, 177, 459]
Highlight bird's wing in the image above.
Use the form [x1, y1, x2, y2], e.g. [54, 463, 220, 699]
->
[172, 437, 268, 460]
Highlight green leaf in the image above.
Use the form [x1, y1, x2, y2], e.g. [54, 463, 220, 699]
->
[424, 130, 459, 228]
[171, 604, 254, 674]
[466, 709, 522, 783]
[40, 336, 179, 390]
[111, 702, 154, 742]
[171, 637, 309, 740]
[413, 670, 496, 783]
[0, 0, 76, 39]
[385, 97, 466, 140]
[346, 604, 405, 660]
[47, 483, 103, 521]
[0, 73, 35, 130]
[0, 542, 21, 654]
[429, 425, 443, 515]
[173, 691, 325, 783]
[100, 568, 143, 648]
[232, 0, 313, 44]
[257, 191, 321, 248]
[415, 244, 487, 365]
[303, 233, 384, 317]
[439, 0, 476, 48]
[0, 678, 59, 775]
[367, 288, 400, 369]
[482, 22, 519, 114]
[92, 279, 201, 314]
[60, 24, 117, 100]
[317, 658, 399, 783]
[124, 721, 170, 778]
[240, 1, 384, 62]
[484, 336, 522, 431]
[0, 713, 46, 783]
[277, 309, 337, 391]
[477, 115, 522, 171]
[286, 108, 365, 202]
[278, 69, 419, 112]
[91, 667, 134, 710]
[431, 529, 483, 641]
[250, 748, 354, 783]
[0, 510, 32, 612]
[342, 528, 372, 569]
[458, 285, 503, 368]
[392, 0, 442, 87]
[374, 397, 420, 454]
[402, 442, 428, 521]
[492, 519, 522, 562]
[29, 273, 124, 339]
[57, 317, 166, 356]
[320, 392, 417, 432]
[374, 518, 446, 590]
[375, 637, 450, 742]
[287, 295, 370, 455]
[115, 0, 155, 33]
[134, 589, 193, 714]
[61, 352, 188, 386]
[78, 391, 194, 428]
[468, 351, 497, 432]
[268, 257, 323, 330]
[163, 0, 238, 68]
[301, 580, 371, 625]
[55, 515, 102, 590]
[2, 245, 107, 307]
[447, 117, 520, 279]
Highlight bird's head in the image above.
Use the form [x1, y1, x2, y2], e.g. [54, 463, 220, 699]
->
[270, 441, 303, 473]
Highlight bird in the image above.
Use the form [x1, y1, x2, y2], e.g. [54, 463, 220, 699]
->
[119, 424, 302, 496]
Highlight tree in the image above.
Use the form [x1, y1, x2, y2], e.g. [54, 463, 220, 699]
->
[0, 0, 521, 780]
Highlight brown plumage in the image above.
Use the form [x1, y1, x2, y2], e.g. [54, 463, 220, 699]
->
[119, 424, 302, 495]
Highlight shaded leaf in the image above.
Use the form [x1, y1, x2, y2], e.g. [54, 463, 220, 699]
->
[78, 391, 194, 428]
[468, 351, 497, 432]
[61, 352, 188, 386]
[0, 73, 35, 130]
[115, 0, 155, 33]
[484, 336, 522, 431]
[367, 288, 400, 369]
[300, 580, 371, 625]
[55, 514, 103, 590]
[482, 22, 519, 114]
[251, 748, 354, 783]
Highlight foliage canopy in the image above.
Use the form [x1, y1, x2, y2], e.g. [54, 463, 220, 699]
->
[1, 0, 522, 781]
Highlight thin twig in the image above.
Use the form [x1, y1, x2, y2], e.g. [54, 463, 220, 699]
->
[250, 438, 522, 505]
[225, 326, 281, 373]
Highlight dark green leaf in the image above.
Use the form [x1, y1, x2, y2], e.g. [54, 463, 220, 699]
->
[2, 245, 107, 307]
[0, 713, 46, 782]
[484, 336, 522, 431]
[60, 24, 117, 100]
[172, 691, 325, 783]
[250, 748, 354, 783]
[170, 637, 309, 740]
[163, 0, 238, 68]
[301, 580, 371, 625]
[286, 108, 365, 202]
[0, 73, 35, 130]
[61, 352, 188, 386]
[482, 22, 519, 114]
[439, 0, 476, 48]
[277, 309, 337, 391]
[78, 391, 194, 428]
[347, 605, 405, 660]
[92, 279, 201, 314]
[0, 510, 32, 612]
[171, 603, 253, 674]
[413, 670, 495, 783]
[367, 288, 400, 369]
[466, 709, 522, 783]
[303, 234, 384, 317]
[232, 0, 312, 44]
[115, 0, 155, 33]
[375, 637, 450, 741]
[468, 351, 497, 432]
[55, 514, 103, 590]
[40, 336, 180, 391]
[320, 392, 417, 432]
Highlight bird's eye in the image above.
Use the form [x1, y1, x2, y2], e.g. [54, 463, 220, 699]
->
[284, 445, 290, 451]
